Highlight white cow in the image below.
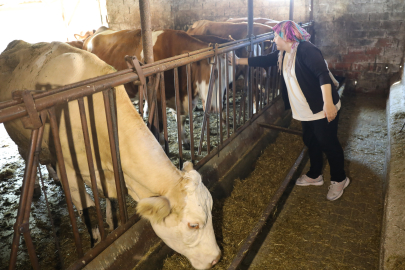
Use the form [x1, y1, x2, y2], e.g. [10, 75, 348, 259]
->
[0, 40, 221, 269]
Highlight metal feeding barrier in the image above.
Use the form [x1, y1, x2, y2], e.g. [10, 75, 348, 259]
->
[0, 21, 314, 270]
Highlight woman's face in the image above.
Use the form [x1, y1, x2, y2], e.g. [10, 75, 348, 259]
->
[274, 32, 291, 52]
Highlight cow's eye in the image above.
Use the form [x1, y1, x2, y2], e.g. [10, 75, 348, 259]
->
[188, 223, 199, 229]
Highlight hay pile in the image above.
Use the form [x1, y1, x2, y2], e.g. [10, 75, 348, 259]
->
[162, 120, 303, 269]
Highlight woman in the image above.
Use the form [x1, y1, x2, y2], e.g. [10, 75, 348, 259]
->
[236, 20, 349, 201]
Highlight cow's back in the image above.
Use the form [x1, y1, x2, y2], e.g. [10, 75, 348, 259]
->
[84, 29, 143, 71]
[187, 20, 272, 40]
[0, 40, 119, 165]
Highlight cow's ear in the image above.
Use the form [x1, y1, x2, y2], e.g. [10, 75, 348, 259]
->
[137, 196, 171, 224]
[182, 161, 194, 172]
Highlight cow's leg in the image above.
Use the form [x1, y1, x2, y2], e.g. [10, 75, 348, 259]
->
[106, 198, 120, 231]
[33, 175, 41, 199]
[60, 165, 100, 246]
[46, 164, 60, 183]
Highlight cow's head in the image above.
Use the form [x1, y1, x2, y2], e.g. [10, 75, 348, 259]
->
[136, 162, 221, 269]
[195, 51, 236, 113]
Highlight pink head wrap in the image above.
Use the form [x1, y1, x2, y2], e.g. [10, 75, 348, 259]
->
[272, 20, 311, 76]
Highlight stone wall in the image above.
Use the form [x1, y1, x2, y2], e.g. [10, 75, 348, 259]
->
[106, 0, 405, 94]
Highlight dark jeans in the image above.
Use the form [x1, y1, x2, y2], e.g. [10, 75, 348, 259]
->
[301, 111, 346, 182]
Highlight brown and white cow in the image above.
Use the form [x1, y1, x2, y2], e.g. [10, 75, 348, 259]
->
[188, 20, 273, 112]
[187, 20, 273, 43]
[81, 27, 234, 148]
[0, 40, 221, 269]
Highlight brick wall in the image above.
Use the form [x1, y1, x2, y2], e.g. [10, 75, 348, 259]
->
[314, 0, 405, 94]
[105, 0, 405, 94]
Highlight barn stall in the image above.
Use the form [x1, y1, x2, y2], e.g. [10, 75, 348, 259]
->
[0, 0, 404, 269]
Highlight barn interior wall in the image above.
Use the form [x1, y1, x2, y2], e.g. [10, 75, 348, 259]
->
[171, 0, 309, 31]
[106, 0, 174, 30]
[313, 0, 405, 94]
[105, 0, 405, 94]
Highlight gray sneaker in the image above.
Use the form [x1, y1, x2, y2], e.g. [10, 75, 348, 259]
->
[296, 174, 324, 186]
[327, 177, 350, 201]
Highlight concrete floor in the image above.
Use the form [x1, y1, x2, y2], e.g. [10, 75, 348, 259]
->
[248, 93, 387, 270]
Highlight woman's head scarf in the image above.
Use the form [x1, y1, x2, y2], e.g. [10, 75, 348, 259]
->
[272, 20, 311, 76]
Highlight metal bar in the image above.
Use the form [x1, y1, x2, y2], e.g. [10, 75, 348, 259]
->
[310, 0, 314, 22]
[109, 89, 128, 222]
[0, 33, 279, 124]
[174, 68, 183, 169]
[186, 64, 195, 161]
[218, 53, 223, 146]
[255, 67, 259, 114]
[139, 0, 154, 65]
[67, 214, 141, 270]
[21, 120, 47, 270]
[48, 107, 84, 257]
[225, 52, 230, 138]
[147, 73, 161, 139]
[258, 123, 303, 136]
[266, 66, 270, 105]
[249, 66, 254, 118]
[260, 42, 265, 110]
[22, 231, 40, 270]
[207, 117, 211, 154]
[102, 90, 128, 224]
[227, 146, 308, 270]
[160, 72, 169, 154]
[78, 98, 106, 240]
[289, 0, 294, 20]
[8, 129, 38, 270]
[232, 51, 236, 134]
[197, 65, 217, 155]
[248, 0, 254, 38]
[139, 0, 154, 120]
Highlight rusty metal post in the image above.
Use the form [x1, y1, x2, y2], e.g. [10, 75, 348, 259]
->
[186, 64, 195, 161]
[139, 0, 155, 119]
[102, 90, 128, 224]
[310, 0, 314, 22]
[77, 98, 106, 240]
[232, 51, 237, 133]
[160, 72, 169, 154]
[225, 53, 230, 138]
[217, 53, 223, 146]
[173, 68, 183, 168]
[8, 128, 39, 270]
[197, 64, 217, 156]
[248, 0, 254, 38]
[289, 0, 294, 20]
[48, 107, 84, 258]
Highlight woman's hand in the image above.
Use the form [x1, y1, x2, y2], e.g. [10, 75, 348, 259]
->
[323, 102, 337, 122]
[320, 84, 337, 122]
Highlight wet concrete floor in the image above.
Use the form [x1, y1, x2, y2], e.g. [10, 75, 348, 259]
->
[248, 93, 387, 270]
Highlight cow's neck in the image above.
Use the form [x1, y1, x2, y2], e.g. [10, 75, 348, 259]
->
[115, 88, 184, 201]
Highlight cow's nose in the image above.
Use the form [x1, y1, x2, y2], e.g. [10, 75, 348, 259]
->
[211, 252, 221, 266]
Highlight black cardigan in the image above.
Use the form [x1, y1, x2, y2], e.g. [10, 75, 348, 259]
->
[248, 41, 339, 114]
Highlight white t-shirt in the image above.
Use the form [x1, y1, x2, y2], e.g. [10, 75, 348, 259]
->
[282, 52, 341, 121]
